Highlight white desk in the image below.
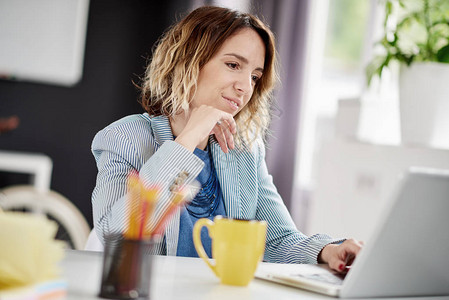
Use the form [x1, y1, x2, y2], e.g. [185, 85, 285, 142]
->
[61, 250, 449, 300]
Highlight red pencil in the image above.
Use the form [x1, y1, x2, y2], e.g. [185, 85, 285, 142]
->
[151, 191, 186, 237]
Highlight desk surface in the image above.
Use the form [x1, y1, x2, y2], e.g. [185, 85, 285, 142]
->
[61, 250, 449, 300]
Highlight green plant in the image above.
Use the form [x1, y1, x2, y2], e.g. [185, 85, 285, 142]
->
[367, 0, 449, 85]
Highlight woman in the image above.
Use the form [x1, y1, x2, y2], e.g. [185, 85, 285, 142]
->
[91, 6, 362, 272]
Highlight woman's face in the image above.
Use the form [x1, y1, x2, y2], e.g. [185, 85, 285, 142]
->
[190, 28, 265, 116]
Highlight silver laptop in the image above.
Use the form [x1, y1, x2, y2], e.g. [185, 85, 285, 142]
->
[256, 168, 449, 298]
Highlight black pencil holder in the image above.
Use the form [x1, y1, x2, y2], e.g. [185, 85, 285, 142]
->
[99, 234, 154, 300]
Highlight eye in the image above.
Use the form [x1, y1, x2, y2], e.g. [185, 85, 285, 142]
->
[251, 75, 260, 83]
[226, 62, 239, 69]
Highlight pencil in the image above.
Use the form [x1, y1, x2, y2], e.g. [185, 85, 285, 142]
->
[140, 185, 158, 239]
[125, 173, 141, 240]
[151, 191, 186, 237]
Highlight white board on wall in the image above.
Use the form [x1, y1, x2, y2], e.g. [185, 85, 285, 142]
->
[0, 0, 90, 87]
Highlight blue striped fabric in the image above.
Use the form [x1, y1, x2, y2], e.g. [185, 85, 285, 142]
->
[91, 113, 343, 263]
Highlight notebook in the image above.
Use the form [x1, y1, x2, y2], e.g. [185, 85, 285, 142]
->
[255, 168, 449, 298]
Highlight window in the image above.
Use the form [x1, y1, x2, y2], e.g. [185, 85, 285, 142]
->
[295, 0, 389, 190]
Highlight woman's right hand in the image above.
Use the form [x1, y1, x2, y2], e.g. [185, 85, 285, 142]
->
[318, 239, 363, 273]
[174, 105, 237, 153]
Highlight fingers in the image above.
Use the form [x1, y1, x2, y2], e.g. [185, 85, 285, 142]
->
[327, 239, 364, 273]
[329, 260, 346, 273]
[212, 120, 235, 153]
[208, 107, 236, 153]
[175, 105, 237, 152]
[213, 124, 229, 153]
[222, 117, 237, 135]
[342, 239, 363, 258]
[325, 248, 347, 273]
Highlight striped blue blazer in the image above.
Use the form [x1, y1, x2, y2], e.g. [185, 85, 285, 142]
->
[91, 113, 339, 263]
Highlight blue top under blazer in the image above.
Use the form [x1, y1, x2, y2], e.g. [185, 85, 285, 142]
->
[91, 113, 340, 263]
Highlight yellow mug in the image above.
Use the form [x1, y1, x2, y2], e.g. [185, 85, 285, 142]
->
[193, 216, 267, 286]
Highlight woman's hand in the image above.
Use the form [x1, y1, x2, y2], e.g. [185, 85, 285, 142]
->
[318, 239, 363, 273]
[174, 105, 237, 153]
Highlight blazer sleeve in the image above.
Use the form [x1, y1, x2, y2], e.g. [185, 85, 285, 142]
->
[253, 141, 343, 264]
[91, 119, 204, 245]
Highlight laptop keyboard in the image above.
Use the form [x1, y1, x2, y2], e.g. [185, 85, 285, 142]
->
[291, 272, 345, 286]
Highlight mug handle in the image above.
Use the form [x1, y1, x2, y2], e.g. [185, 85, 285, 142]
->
[193, 218, 219, 277]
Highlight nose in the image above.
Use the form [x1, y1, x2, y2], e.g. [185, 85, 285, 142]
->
[233, 72, 253, 96]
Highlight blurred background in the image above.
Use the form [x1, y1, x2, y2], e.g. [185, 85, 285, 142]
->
[1, 0, 448, 249]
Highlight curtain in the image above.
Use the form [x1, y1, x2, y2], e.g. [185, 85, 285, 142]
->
[251, 0, 310, 211]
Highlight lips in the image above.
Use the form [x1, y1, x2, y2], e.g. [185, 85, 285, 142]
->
[223, 96, 241, 111]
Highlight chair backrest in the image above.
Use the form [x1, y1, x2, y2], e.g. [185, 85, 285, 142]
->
[0, 185, 90, 250]
[84, 229, 104, 251]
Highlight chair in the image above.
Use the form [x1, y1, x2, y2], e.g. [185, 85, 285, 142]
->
[0, 150, 90, 250]
[0, 185, 90, 250]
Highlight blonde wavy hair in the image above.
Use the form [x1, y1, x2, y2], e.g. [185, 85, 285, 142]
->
[140, 6, 278, 145]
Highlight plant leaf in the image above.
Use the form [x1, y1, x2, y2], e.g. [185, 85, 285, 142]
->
[436, 43, 449, 62]
[366, 0, 449, 86]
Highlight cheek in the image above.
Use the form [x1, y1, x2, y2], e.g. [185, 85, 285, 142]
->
[193, 80, 210, 100]
[242, 93, 254, 108]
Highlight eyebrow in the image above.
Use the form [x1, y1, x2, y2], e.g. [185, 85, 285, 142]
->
[224, 53, 264, 73]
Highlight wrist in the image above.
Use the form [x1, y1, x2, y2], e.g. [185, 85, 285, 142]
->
[174, 135, 196, 152]
[318, 244, 337, 263]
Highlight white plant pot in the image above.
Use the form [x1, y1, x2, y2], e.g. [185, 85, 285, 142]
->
[399, 62, 449, 149]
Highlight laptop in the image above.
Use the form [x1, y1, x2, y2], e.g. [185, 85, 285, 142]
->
[255, 168, 449, 298]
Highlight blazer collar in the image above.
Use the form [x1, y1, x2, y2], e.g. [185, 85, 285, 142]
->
[147, 114, 174, 145]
